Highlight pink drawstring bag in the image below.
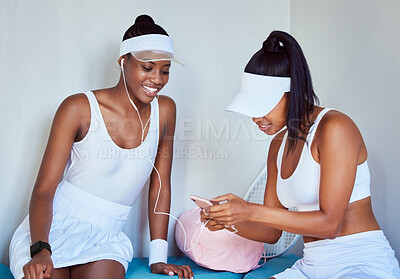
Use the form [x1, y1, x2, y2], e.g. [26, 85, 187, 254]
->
[175, 207, 264, 273]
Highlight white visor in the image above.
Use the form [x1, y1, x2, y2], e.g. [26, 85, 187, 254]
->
[120, 34, 184, 66]
[226, 72, 291, 118]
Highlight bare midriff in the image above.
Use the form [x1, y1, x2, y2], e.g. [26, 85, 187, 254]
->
[303, 197, 380, 243]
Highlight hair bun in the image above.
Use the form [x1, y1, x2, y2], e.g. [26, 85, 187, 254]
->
[123, 14, 168, 40]
[262, 37, 280, 51]
[135, 14, 155, 24]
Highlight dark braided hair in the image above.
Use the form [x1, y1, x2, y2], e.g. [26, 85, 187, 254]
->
[122, 15, 169, 41]
[245, 31, 319, 154]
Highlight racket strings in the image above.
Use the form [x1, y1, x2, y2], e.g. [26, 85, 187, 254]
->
[244, 165, 300, 259]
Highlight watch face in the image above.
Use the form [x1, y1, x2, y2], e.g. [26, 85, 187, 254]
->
[31, 241, 41, 251]
[30, 241, 51, 257]
[30, 241, 42, 257]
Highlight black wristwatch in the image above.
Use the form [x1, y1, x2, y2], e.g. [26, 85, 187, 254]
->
[30, 241, 52, 258]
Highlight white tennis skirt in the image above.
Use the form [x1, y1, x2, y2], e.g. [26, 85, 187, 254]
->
[9, 180, 133, 279]
[273, 230, 400, 279]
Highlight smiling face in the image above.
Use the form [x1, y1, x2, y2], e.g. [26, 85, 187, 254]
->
[121, 54, 171, 104]
[252, 92, 290, 135]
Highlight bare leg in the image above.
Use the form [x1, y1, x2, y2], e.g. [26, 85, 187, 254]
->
[52, 267, 70, 279]
[70, 260, 125, 279]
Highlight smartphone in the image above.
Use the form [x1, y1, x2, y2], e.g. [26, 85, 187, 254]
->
[190, 195, 217, 209]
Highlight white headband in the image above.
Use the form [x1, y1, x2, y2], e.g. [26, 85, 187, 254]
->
[226, 72, 291, 118]
[119, 34, 174, 57]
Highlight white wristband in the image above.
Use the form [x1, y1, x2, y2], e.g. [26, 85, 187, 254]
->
[149, 239, 168, 266]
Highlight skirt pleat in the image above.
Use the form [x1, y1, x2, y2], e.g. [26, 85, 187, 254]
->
[10, 180, 133, 279]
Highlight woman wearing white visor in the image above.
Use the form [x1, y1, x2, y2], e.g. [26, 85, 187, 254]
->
[9, 15, 193, 279]
[202, 31, 400, 278]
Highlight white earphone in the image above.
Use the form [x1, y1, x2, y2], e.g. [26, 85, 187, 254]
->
[120, 57, 140, 113]
[120, 56, 224, 252]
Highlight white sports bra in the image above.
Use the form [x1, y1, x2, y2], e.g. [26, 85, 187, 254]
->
[276, 108, 371, 211]
[63, 91, 159, 206]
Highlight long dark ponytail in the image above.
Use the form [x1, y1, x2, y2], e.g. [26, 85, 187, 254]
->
[245, 31, 319, 154]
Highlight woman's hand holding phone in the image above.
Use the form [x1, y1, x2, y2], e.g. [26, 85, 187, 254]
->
[192, 195, 238, 232]
[191, 195, 223, 231]
[206, 193, 251, 225]
[200, 209, 227, 231]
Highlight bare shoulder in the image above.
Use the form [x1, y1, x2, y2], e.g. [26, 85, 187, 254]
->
[157, 95, 176, 120]
[57, 93, 90, 119]
[316, 110, 363, 146]
[319, 110, 360, 136]
[53, 93, 90, 136]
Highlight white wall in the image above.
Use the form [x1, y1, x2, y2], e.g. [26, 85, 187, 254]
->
[0, 0, 290, 264]
[4, 0, 397, 268]
[291, 0, 400, 260]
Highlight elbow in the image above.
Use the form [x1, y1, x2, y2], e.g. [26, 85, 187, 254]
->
[30, 187, 56, 207]
[265, 230, 282, 244]
[319, 218, 342, 239]
[323, 229, 341, 239]
[31, 187, 54, 200]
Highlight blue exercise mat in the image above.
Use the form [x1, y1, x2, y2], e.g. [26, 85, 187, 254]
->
[243, 255, 300, 279]
[0, 263, 13, 279]
[0, 258, 247, 279]
[1, 255, 299, 278]
[126, 257, 245, 279]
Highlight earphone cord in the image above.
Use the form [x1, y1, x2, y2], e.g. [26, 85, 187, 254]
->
[121, 66, 150, 142]
[121, 65, 212, 251]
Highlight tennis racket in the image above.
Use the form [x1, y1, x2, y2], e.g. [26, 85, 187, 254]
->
[244, 165, 300, 258]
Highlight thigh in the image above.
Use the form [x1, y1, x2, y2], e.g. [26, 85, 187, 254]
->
[21, 267, 70, 279]
[52, 267, 70, 279]
[70, 260, 125, 279]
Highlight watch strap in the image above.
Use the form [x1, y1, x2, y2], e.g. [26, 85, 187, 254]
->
[30, 241, 52, 258]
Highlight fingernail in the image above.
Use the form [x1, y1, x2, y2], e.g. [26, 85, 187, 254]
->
[168, 271, 174, 276]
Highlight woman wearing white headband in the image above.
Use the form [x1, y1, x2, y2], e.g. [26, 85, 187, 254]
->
[202, 31, 400, 278]
[9, 15, 193, 279]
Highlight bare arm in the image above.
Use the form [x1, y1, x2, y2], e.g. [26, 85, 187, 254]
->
[208, 112, 365, 239]
[148, 96, 175, 241]
[202, 131, 286, 243]
[24, 94, 88, 278]
[147, 96, 193, 279]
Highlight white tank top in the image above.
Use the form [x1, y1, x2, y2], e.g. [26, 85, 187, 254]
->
[276, 108, 371, 211]
[63, 91, 159, 206]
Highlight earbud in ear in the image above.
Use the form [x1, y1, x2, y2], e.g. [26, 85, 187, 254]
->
[121, 58, 125, 70]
